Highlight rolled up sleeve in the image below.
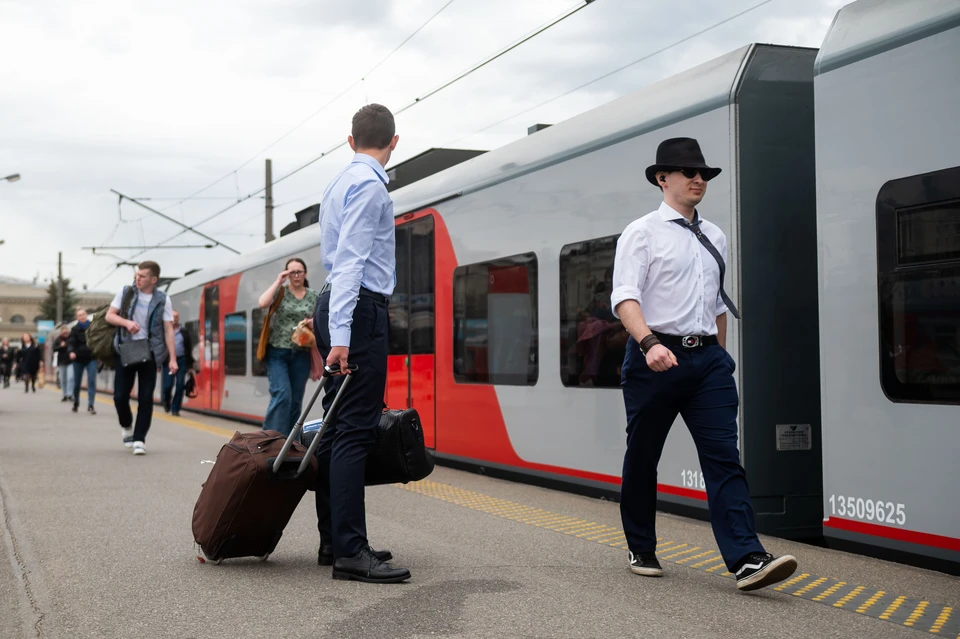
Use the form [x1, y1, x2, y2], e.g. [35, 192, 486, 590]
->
[610, 225, 649, 319]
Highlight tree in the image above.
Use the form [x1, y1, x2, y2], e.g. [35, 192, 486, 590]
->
[39, 277, 79, 324]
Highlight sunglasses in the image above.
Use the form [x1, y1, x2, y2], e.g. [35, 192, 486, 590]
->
[666, 167, 712, 181]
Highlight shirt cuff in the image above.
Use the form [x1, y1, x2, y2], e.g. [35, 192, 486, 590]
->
[610, 287, 642, 319]
[715, 297, 729, 316]
[329, 327, 351, 348]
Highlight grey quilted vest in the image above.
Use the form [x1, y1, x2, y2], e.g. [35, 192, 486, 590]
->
[112, 286, 170, 365]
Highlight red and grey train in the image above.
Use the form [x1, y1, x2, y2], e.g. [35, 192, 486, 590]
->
[101, 1, 960, 572]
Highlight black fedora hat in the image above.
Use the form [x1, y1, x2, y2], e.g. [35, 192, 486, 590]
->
[644, 137, 722, 186]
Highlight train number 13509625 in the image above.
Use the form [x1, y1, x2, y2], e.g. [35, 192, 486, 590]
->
[829, 495, 905, 525]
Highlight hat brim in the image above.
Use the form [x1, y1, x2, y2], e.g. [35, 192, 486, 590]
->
[645, 164, 722, 186]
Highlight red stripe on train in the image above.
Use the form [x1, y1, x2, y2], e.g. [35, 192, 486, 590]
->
[824, 517, 960, 552]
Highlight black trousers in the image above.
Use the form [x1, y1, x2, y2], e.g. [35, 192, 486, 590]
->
[312, 290, 389, 559]
[114, 356, 158, 443]
[620, 337, 765, 570]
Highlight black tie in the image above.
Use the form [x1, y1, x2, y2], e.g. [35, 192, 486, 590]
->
[671, 215, 740, 320]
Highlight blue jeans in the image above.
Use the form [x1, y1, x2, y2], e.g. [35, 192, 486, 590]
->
[72, 360, 98, 408]
[59, 364, 74, 398]
[162, 355, 188, 413]
[263, 346, 311, 437]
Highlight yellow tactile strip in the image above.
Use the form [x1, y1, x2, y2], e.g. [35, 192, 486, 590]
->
[399, 479, 960, 637]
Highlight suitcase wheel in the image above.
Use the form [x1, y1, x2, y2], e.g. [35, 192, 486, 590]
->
[259, 553, 270, 562]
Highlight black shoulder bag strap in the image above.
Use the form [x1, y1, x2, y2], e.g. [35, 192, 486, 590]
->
[670, 213, 741, 319]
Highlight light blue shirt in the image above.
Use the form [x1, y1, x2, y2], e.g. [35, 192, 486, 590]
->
[173, 327, 185, 358]
[320, 153, 397, 347]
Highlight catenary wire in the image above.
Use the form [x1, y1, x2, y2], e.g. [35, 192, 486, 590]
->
[160, 0, 459, 212]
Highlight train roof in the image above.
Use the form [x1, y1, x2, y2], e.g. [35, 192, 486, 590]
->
[814, 0, 960, 76]
[168, 42, 808, 296]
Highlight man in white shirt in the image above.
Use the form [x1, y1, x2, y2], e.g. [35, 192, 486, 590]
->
[610, 137, 797, 591]
[105, 261, 177, 455]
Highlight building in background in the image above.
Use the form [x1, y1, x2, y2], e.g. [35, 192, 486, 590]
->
[0, 276, 113, 345]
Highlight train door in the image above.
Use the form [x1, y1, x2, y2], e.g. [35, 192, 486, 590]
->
[387, 214, 436, 448]
[202, 284, 221, 412]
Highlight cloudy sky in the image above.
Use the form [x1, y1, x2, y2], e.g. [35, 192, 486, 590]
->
[0, 0, 844, 294]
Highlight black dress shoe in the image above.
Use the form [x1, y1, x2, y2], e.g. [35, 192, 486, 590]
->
[332, 548, 410, 583]
[318, 544, 392, 566]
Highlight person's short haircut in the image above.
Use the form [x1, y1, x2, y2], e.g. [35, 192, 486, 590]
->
[138, 260, 161, 278]
[351, 104, 395, 149]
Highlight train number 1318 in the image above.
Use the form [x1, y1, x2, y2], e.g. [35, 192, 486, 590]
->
[681, 469, 706, 490]
[829, 495, 905, 526]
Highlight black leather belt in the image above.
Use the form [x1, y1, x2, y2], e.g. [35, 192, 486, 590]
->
[652, 331, 719, 349]
[319, 282, 388, 305]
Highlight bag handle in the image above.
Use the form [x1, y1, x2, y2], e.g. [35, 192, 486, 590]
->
[270, 362, 359, 476]
[255, 286, 285, 362]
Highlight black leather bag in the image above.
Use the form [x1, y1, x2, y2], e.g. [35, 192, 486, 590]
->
[364, 408, 435, 486]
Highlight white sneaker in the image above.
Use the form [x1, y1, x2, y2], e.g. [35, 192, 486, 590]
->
[132, 441, 146, 455]
[122, 427, 134, 448]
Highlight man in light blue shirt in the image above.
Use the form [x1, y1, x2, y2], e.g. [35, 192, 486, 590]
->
[311, 103, 410, 584]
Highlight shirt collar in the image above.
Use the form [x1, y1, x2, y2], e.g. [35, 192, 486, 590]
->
[657, 201, 700, 225]
[351, 153, 389, 185]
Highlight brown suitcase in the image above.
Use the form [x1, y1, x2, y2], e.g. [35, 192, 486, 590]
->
[192, 364, 356, 564]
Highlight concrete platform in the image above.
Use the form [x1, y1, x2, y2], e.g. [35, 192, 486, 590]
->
[1, 386, 958, 638]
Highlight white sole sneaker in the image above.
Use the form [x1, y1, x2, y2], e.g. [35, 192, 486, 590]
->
[132, 442, 146, 455]
[122, 427, 134, 447]
[736, 555, 797, 591]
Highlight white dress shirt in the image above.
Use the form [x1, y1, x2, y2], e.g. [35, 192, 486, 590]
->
[610, 201, 729, 336]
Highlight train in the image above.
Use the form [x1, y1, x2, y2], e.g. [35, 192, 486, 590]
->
[90, 0, 959, 572]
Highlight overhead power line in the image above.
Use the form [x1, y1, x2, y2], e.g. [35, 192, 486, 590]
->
[164, 0, 459, 212]
[110, 189, 241, 254]
[124, 0, 601, 259]
[448, 0, 778, 145]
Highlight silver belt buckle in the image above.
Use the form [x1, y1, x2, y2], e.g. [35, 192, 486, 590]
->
[681, 335, 700, 348]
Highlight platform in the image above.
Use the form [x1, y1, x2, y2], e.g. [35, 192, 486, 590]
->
[1, 387, 958, 638]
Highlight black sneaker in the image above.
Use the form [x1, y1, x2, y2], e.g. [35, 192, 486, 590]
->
[318, 544, 392, 566]
[72, 403, 78, 413]
[628, 551, 663, 577]
[734, 552, 798, 591]
[88, 405, 96, 415]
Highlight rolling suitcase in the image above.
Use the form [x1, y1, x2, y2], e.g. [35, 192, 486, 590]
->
[192, 363, 356, 564]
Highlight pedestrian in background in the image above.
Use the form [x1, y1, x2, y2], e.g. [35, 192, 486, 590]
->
[15, 333, 42, 393]
[105, 261, 176, 455]
[256, 257, 318, 437]
[0, 338, 16, 388]
[161, 310, 194, 417]
[68, 308, 97, 415]
[53, 325, 74, 403]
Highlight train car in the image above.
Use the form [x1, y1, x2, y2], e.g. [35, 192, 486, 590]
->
[160, 41, 825, 545]
[813, 0, 960, 569]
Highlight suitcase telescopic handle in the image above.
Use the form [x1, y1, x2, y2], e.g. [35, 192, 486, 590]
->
[271, 363, 358, 476]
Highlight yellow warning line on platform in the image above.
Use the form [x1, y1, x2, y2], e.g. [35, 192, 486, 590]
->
[399, 479, 960, 637]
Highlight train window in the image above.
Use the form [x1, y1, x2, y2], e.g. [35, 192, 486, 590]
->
[183, 320, 200, 372]
[250, 308, 267, 377]
[453, 252, 538, 386]
[224, 312, 247, 376]
[877, 165, 960, 404]
[390, 216, 435, 356]
[559, 235, 627, 388]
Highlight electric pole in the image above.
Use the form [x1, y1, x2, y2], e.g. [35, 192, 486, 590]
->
[56, 251, 63, 324]
[265, 158, 275, 243]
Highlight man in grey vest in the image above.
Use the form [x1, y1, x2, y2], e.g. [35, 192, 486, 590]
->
[105, 260, 177, 456]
